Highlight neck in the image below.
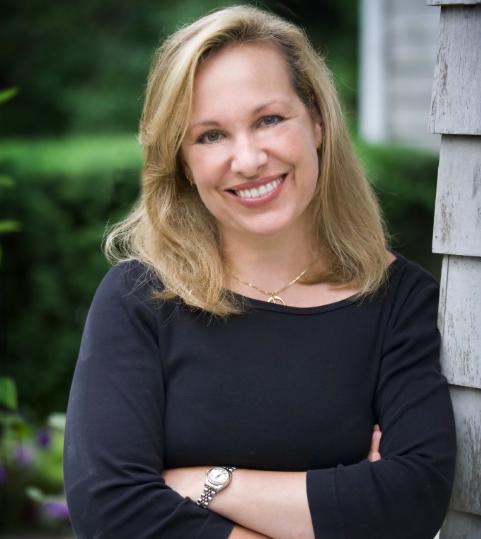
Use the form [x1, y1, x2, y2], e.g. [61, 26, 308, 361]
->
[221, 225, 316, 293]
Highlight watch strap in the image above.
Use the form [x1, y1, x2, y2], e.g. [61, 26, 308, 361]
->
[197, 485, 216, 509]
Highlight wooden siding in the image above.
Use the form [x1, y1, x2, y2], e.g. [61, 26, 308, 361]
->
[429, 1, 481, 535]
[433, 136, 481, 257]
[440, 510, 481, 539]
[438, 256, 481, 389]
[429, 6, 481, 135]
[429, 0, 481, 5]
[448, 386, 481, 515]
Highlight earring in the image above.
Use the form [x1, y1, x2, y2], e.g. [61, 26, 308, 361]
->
[316, 140, 322, 150]
[186, 174, 195, 188]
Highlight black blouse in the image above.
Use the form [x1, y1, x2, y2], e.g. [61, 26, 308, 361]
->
[64, 253, 456, 539]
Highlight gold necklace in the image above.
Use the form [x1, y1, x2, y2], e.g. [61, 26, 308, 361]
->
[233, 266, 309, 305]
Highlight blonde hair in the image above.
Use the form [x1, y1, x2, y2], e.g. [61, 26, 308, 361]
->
[104, 5, 388, 315]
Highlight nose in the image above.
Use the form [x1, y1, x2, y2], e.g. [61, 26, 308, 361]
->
[231, 135, 268, 177]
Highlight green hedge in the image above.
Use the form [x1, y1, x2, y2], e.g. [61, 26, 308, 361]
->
[356, 140, 442, 270]
[1, 136, 142, 416]
[0, 136, 440, 416]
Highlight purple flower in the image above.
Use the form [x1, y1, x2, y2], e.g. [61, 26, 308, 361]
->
[14, 445, 33, 467]
[0, 466, 7, 485]
[37, 428, 52, 448]
[41, 500, 70, 521]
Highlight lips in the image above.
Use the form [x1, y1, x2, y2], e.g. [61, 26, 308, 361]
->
[230, 175, 286, 200]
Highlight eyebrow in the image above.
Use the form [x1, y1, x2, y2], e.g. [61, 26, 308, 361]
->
[190, 100, 282, 129]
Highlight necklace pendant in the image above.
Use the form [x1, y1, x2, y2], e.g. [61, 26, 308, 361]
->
[232, 264, 310, 308]
[267, 294, 285, 305]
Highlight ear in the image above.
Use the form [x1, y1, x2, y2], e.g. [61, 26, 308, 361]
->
[309, 97, 323, 148]
[181, 158, 193, 181]
[314, 116, 323, 149]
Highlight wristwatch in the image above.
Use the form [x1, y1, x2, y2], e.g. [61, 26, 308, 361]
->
[197, 466, 236, 509]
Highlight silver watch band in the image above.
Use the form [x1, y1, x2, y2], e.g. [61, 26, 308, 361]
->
[197, 485, 216, 509]
[197, 466, 236, 509]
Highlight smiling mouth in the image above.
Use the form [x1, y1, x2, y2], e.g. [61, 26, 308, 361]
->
[231, 175, 286, 199]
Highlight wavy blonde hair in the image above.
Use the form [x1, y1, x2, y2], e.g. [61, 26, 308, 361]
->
[104, 5, 388, 315]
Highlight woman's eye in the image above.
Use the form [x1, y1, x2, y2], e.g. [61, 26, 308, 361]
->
[261, 115, 284, 127]
[197, 131, 223, 144]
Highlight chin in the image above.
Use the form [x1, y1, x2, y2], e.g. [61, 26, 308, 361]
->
[236, 221, 299, 239]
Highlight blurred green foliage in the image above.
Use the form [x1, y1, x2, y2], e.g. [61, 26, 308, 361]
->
[0, 87, 21, 266]
[0, 136, 440, 415]
[0, 377, 70, 533]
[357, 141, 442, 273]
[1, 136, 141, 416]
[0, 0, 359, 137]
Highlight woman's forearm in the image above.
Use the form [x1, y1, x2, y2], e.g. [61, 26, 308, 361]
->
[228, 524, 273, 539]
[211, 469, 314, 539]
[216, 427, 381, 538]
[163, 467, 314, 539]
[162, 427, 381, 539]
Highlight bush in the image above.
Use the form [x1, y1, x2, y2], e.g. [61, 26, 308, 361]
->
[355, 140, 442, 276]
[0, 136, 440, 415]
[1, 136, 142, 416]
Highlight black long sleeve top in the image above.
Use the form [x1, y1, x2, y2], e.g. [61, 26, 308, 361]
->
[64, 253, 456, 539]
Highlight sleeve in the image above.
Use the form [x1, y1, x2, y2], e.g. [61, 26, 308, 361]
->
[306, 277, 456, 539]
[63, 263, 234, 539]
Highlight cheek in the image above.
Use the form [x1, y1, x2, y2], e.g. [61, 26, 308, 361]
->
[195, 182, 226, 220]
[271, 125, 316, 161]
[188, 150, 229, 186]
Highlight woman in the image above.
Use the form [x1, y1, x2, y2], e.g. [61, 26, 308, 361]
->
[64, 6, 456, 539]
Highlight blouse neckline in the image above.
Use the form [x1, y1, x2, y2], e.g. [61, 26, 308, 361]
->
[231, 252, 406, 315]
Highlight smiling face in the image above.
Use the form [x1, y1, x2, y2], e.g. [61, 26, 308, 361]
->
[180, 42, 322, 244]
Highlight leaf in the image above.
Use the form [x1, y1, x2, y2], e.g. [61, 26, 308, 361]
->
[0, 411, 28, 436]
[0, 377, 18, 410]
[48, 413, 66, 432]
[0, 221, 21, 234]
[26, 486, 46, 504]
[0, 87, 19, 104]
[0, 176, 15, 188]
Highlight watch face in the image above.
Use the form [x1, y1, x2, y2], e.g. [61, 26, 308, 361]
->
[207, 467, 230, 486]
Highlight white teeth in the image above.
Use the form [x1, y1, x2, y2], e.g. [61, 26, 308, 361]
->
[234, 177, 283, 199]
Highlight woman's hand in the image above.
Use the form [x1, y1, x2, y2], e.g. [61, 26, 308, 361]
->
[368, 424, 382, 462]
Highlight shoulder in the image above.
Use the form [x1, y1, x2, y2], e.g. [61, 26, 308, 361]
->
[87, 260, 163, 329]
[387, 251, 439, 298]
[95, 259, 160, 301]
[381, 251, 440, 334]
